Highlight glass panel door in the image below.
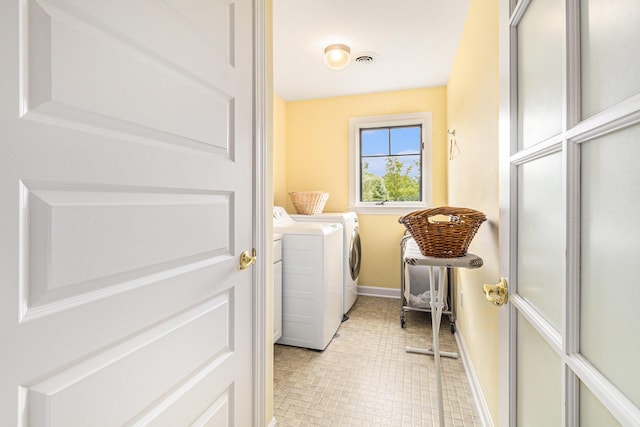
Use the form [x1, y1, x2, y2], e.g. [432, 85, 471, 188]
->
[516, 313, 562, 426]
[581, 124, 640, 408]
[581, 0, 640, 118]
[517, 152, 564, 331]
[500, 0, 640, 424]
[516, 0, 563, 148]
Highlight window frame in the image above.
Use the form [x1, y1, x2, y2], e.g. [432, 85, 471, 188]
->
[349, 112, 433, 215]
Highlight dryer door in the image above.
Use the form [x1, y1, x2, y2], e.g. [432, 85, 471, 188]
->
[349, 226, 362, 281]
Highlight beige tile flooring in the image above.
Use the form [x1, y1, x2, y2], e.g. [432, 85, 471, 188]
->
[273, 296, 482, 426]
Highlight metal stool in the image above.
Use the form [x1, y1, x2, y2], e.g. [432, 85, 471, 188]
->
[402, 238, 483, 427]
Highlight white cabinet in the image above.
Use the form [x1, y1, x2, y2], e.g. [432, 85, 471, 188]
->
[273, 236, 282, 343]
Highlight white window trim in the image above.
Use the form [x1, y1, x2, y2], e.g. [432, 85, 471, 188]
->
[349, 112, 433, 215]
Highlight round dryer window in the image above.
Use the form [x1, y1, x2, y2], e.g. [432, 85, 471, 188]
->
[349, 227, 361, 281]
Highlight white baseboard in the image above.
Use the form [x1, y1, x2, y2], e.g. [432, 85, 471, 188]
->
[357, 285, 400, 299]
[268, 416, 277, 427]
[455, 329, 495, 427]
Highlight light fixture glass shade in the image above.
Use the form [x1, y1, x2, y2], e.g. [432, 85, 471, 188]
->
[324, 44, 351, 70]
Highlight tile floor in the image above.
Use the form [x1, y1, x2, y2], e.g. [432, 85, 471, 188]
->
[273, 295, 483, 426]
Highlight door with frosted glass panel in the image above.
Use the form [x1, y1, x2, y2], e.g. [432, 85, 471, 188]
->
[498, 0, 640, 425]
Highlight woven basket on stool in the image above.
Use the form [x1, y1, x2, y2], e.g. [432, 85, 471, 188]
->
[398, 206, 487, 258]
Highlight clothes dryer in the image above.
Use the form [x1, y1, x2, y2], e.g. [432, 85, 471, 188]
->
[273, 207, 343, 350]
[291, 212, 361, 314]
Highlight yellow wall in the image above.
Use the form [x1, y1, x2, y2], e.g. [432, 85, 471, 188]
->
[447, 0, 499, 422]
[277, 88, 449, 289]
[273, 94, 288, 208]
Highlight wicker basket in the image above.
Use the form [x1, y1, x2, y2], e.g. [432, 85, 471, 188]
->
[289, 191, 329, 215]
[398, 206, 487, 258]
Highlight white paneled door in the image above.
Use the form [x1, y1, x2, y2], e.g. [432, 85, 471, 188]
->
[499, 0, 640, 425]
[0, 0, 256, 425]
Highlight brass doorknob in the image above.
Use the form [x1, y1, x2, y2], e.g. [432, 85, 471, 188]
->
[239, 249, 257, 270]
[483, 278, 508, 306]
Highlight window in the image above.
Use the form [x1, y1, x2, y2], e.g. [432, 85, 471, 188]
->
[349, 112, 432, 214]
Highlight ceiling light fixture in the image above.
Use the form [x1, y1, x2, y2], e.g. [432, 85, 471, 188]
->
[323, 44, 351, 70]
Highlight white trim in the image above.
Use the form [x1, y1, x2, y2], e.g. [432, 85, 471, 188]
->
[564, 365, 580, 427]
[455, 329, 495, 427]
[564, 134, 581, 427]
[568, 354, 640, 426]
[348, 206, 432, 216]
[252, 0, 267, 425]
[509, 137, 563, 166]
[356, 285, 400, 299]
[509, 0, 532, 26]
[267, 417, 277, 427]
[566, 0, 581, 131]
[497, 0, 514, 425]
[567, 94, 640, 143]
[564, 108, 582, 426]
[510, 293, 563, 355]
[348, 112, 433, 213]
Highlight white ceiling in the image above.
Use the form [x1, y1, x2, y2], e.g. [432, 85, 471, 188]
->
[272, 0, 471, 102]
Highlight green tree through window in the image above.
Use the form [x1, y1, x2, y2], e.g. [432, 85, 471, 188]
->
[361, 162, 389, 201]
[360, 125, 422, 202]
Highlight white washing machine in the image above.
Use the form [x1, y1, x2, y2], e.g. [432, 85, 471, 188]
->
[273, 207, 343, 350]
[292, 212, 361, 315]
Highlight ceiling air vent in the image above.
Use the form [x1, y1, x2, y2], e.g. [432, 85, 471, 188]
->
[354, 53, 377, 64]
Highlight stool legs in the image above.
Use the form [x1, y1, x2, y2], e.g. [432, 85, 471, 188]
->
[405, 265, 455, 427]
[430, 266, 445, 427]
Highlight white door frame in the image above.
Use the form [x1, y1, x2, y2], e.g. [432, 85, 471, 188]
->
[497, 1, 512, 421]
[253, 0, 268, 425]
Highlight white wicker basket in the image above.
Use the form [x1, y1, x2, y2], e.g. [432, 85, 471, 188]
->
[289, 191, 329, 215]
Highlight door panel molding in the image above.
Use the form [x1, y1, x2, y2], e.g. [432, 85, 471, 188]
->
[19, 181, 234, 322]
[22, 0, 236, 156]
[22, 293, 233, 426]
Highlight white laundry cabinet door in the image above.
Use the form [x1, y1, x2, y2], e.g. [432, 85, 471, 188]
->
[273, 237, 283, 343]
[0, 0, 255, 425]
